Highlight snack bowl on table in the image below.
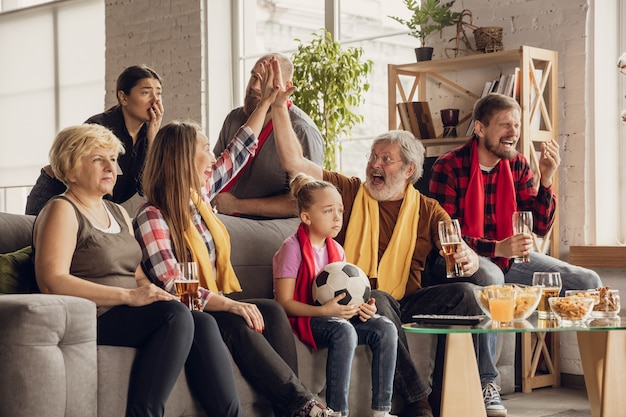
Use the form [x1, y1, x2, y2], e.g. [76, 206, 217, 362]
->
[548, 296, 595, 326]
[475, 284, 541, 321]
[566, 287, 620, 318]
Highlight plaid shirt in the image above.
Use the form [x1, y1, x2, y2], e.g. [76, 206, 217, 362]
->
[428, 137, 556, 272]
[133, 125, 257, 302]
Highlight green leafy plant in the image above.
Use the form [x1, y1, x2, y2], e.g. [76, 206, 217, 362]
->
[389, 0, 460, 47]
[291, 30, 373, 170]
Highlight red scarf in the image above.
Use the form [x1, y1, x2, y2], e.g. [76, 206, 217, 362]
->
[292, 223, 341, 350]
[221, 101, 292, 193]
[462, 138, 517, 241]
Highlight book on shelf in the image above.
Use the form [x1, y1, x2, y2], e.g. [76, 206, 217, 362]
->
[397, 102, 411, 132]
[408, 101, 436, 139]
[399, 101, 436, 139]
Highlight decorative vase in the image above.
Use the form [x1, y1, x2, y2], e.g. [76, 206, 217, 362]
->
[415, 47, 434, 62]
[440, 108, 460, 137]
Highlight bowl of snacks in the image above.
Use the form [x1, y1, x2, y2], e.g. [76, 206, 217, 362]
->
[512, 284, 542, 320]
[548, 296, 595, 326]
[565, 287, 620, 318]
[475, 284, 541, 321]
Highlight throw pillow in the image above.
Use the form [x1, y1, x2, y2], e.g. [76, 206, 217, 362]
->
[0, 246, 39, 294]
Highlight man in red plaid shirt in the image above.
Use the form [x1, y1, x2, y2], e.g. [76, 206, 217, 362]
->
[429, 93, 602, 416]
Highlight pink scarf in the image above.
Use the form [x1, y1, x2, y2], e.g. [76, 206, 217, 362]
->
[292, 223, 341, 350]
[462, 138, 517, 240]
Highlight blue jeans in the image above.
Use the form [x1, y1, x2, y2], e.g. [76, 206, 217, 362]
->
[310, 314, 397, 416]
[501, 252, 602, 293]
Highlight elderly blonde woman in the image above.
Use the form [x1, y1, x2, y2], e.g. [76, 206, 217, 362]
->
[32, 123, 244, 417]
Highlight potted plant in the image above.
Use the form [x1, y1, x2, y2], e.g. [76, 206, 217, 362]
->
[291, 30, 373, 170]
[389, 0, 460, 61]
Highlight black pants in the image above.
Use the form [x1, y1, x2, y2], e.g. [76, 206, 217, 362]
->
[211, 298, 313, 417]
[98, 301, 243, 417]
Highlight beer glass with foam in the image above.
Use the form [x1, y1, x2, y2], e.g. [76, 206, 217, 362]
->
[438, 219, 464, 278]
[175, 262, 200, 311]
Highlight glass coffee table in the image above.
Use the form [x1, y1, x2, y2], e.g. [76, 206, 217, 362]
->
[403, 314, 626, 417]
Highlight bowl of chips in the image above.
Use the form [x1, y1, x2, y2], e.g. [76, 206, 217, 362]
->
[548, 296, 595, 326]
[475, 284, 541, 321]
[565, 287, 620, 318]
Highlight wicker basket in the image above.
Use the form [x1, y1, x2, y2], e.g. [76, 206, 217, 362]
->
[474, 26, 503, 53]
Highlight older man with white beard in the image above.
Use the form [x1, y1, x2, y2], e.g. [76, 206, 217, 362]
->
[266, 59, 502, 417]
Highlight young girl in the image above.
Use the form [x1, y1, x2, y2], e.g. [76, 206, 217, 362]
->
[273, 173, 398, 417]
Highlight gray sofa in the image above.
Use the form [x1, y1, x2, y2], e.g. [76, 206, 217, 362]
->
[0, 211, 515, 417]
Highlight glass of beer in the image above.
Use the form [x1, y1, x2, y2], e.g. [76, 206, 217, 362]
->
[438, 219, 464, 278]
[175, 262, 200, 311]
[532, 272, 562, 319]
[512, 211, 533, 263]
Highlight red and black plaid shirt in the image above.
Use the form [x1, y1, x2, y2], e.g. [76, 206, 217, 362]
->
[428, 138, 556, 272]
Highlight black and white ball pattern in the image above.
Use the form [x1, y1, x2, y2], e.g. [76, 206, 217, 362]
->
[312, 262, 371, 306]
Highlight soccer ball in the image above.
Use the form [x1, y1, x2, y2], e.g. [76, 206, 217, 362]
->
[312, 262, 371, 306]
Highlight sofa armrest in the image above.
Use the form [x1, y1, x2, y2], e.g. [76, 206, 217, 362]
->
[0, 294, 98, 417]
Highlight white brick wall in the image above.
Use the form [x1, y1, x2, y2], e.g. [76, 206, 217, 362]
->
[104, 0, 204, 123]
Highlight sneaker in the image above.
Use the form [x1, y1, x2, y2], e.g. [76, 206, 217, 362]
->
[482, 382, 507, 417]
[295, 399, 335, 417]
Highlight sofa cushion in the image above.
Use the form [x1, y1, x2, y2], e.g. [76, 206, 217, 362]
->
[0, 212, 35, 254]
[217, 214, 299, 300]
[0, 246, 39, 294]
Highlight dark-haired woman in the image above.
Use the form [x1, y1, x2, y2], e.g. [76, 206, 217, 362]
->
[25, 64, 164, 215]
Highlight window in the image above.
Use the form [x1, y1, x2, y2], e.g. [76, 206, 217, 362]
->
[0, 0, 104, 213]
[234, 0, 415, 178]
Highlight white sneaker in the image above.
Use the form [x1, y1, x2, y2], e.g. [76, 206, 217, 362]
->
[482, 382, 507, 417]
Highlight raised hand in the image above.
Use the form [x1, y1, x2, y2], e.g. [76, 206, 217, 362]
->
[269, 56, 296, 107]
[539, 139, 560, 187]
[256, 58, 280, 107]
[146, 98, 164, 146]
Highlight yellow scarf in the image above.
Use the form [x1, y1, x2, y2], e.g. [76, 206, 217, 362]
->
[183, 190, 242, 294]
[343, 184, 420, 300]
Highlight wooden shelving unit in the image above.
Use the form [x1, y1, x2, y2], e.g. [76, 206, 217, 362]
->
[389, 45, 560, 393]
